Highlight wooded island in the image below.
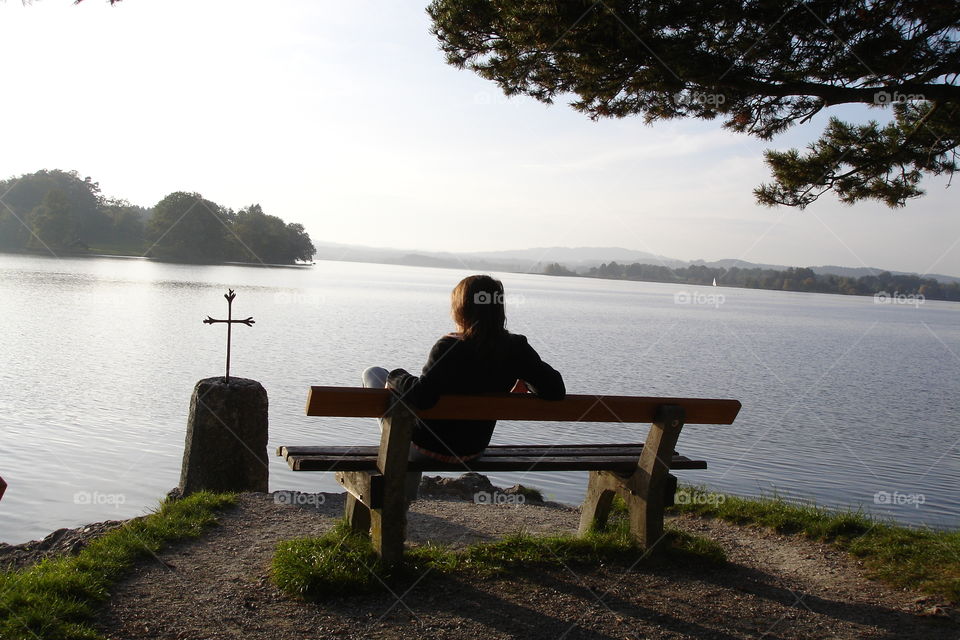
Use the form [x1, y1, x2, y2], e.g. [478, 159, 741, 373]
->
[0, 170, 315, 265]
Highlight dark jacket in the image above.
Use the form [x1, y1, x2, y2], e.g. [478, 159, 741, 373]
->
[387, 333, 565, 457]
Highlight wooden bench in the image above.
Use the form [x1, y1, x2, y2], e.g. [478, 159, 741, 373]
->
[278, 386, 741, 565]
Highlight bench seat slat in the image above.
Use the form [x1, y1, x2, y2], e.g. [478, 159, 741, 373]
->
[306, 387, 741, 424]
[282, 453, 707, 473]
[279, 444, 651, 458]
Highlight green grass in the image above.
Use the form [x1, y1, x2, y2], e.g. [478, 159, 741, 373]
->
[272, 516, 725, 601]
[670, 486, 960, 601]
[0, 491, 236, 640]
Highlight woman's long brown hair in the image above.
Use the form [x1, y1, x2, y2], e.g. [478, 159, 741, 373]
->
[451, 275, 508, 352]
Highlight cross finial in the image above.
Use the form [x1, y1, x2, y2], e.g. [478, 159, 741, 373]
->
[203, 289, 255, 383]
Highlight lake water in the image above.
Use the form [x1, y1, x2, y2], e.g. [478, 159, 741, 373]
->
[0, 253, 958, 544]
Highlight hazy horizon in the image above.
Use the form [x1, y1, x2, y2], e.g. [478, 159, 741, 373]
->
[307, 240, 960, 280]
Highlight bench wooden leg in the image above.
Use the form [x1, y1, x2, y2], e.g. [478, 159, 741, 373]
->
[371, 460, 412, 565]
[578, 471, 618, 534]
[371, 494, 406, 565]
[577, 406, 685, 552]
[345, 493, 371, 535]
[664, 473, 677, 508]
[337, 471, 383, 537]
[627, 405, 685, 551]
[369, 396, 416, 566]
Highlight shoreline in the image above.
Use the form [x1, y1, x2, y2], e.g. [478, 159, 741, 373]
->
[3, 482, 954, 549]
[3, 480, 958, 560]
[0, 248, 314, 269]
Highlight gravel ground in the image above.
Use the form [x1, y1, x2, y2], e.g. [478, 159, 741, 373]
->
[4, 480, 957, 639]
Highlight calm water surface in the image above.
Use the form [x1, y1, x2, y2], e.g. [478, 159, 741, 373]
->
[0, 254, 958, 543]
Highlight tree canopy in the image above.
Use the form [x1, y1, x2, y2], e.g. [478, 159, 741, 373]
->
[0, 169, 316, 265]
[428, 0, 959, 208]
[230, 204, 316, 264]
[144, 194, 316, 263]
[146, 192, 233, 263]
[0, 170, 123, 251]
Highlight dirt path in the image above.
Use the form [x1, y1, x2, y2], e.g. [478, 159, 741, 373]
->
[80, 490, 957, 640]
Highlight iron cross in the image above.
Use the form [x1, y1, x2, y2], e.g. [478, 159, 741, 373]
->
[203, 289, 255, 383]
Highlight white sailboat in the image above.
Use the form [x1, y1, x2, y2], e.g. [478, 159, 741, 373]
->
[712, 277, 717, 287]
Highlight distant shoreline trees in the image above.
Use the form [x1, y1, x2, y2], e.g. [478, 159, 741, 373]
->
[0, 170, 315, 265]
[543, 261, 960, 301]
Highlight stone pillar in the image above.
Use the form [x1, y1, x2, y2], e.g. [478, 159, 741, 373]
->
[179, 377, 269, 495]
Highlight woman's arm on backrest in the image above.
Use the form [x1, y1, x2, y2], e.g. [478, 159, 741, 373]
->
[514, 335, 565, 400]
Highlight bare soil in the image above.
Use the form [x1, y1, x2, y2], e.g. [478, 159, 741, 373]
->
[5, 482, 958, 639]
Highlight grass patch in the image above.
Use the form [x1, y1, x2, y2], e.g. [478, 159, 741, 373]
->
[0, 491, 236, 640]
[670, 486, 960, 601]
[273, 516, 725, 601]
[272, 521, 392, 599]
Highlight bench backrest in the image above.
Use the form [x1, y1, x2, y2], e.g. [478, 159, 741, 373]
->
[306, 386, 741, 424]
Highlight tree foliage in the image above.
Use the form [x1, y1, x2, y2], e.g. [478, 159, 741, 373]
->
[0, 170, 105, 249]
[231, 205, 316, 264]
[573, 261, 960, 300]
[138, 194, 316, 264]
[428, 0, 960, 207]
[28, 189, 77, 250]
[0, 169, 316, 264]
[146, 192, 233, 262]
[100, 198, 149, 245]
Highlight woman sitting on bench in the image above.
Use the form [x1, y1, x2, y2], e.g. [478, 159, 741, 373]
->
[362, 274, 565, 467]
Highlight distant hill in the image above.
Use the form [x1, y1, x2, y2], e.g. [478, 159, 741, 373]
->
[311, 243, 684, 272]
[461, 246, 686, 268]
[690, 258, 787, 271]
[808, 265, 960, 285]
[311, 241, 960, 284]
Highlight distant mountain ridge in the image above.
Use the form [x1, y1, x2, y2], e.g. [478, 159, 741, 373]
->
[312, 241, 960, 284]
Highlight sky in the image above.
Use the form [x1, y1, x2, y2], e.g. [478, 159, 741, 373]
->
[0, 0, 957, 276]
